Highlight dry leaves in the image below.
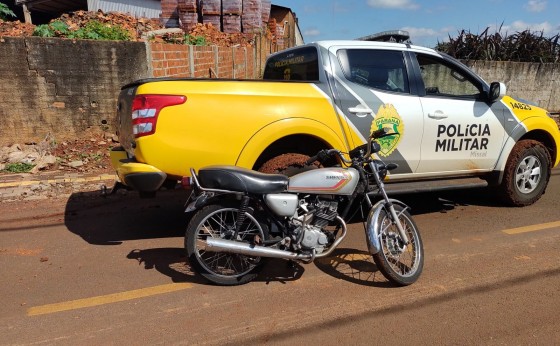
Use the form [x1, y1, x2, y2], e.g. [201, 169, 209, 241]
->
[0, 19, 35, 37]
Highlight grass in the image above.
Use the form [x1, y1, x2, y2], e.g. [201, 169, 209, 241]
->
[2, 163, 35, 173]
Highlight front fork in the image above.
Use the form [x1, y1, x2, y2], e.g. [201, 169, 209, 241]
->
[365, 164, 410, 247]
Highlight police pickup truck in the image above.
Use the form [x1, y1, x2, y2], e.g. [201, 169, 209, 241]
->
[111, 40, 560, 206]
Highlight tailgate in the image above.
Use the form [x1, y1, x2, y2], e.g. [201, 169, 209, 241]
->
[116, 85, 138, 157]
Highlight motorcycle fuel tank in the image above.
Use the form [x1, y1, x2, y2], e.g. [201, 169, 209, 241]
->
[287, 168, 359, 195]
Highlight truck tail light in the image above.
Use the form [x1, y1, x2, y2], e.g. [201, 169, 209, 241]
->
[131, 95, 186, 138]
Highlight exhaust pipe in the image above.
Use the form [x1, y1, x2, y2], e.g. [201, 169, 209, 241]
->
[205, 238, 312, 260]
[205, 216, 348, 261]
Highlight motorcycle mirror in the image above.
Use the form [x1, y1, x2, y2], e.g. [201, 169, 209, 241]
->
[371, 142, 381, 154]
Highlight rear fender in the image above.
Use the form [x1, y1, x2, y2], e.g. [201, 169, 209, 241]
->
[235, 118, 347, 169]
[366, 199, 410, 255]
[185, 191, 241, 213]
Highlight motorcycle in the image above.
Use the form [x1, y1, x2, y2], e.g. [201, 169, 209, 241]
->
[184, 128, 424, 286]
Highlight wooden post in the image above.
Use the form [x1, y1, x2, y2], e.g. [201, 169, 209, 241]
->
[23, 4, 32, 24]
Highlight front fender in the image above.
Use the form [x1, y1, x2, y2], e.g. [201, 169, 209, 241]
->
[494, 116, 560, 183]
[235, 117, 348, 169]
[365, 199, 410, 255]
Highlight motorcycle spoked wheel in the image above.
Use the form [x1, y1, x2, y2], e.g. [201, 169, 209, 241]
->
[185, 202, 267, 286]
[372, 204, 424, 286]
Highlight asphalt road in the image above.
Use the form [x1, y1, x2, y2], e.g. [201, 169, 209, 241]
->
[1, 168, 559, 345]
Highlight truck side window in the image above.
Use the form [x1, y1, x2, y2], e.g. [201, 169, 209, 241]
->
[415, 54, 482, 98]
[337, 49, 409, 93]
[263, 47, 320, 81]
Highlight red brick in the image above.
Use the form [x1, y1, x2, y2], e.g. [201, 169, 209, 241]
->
[201, 0, 221, 15]
[223, 0, 242, 14]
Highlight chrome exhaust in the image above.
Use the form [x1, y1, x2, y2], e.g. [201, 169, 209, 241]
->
[205, 216, 348, 261]
[205, 238, 313, 260]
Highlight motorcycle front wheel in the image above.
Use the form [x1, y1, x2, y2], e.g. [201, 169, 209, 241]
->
[372, 204, 424, 286]
[185, 202, 266, 286]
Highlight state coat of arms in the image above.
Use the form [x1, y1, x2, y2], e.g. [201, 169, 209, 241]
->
[371, 104, 404, 157]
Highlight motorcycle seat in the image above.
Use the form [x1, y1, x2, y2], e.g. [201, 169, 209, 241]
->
[198, 165, 289, 194]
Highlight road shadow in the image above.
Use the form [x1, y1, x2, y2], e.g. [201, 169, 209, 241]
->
[127, 247, 305, 285]
[257, 258, 305, 284]
[64, 188, 189, 245]
[314, 248, 394, 287]
[396, 187, 505, 216]
[127, 247, 206, 284]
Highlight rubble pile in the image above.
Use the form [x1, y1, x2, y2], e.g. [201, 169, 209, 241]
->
[0, 11, 163, 40]
[0, 131, 116, 175]
[0, 19, 35, 37]
[55, 10, 164, 41]
[0, 10, 263, 46]
[157, 22, 258, 47]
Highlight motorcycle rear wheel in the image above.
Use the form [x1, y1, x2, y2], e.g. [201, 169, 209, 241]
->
[185, 202, 266, 286]
[372, 204, 423, 286]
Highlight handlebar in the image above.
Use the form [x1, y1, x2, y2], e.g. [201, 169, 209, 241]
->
[306, 129, 399, 166]
[371, 127, 389, 139]
[305, 149, 344, 165]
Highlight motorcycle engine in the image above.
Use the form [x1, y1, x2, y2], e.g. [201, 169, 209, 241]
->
[294, 199, 338, 254]
[301, 226, 328, 251]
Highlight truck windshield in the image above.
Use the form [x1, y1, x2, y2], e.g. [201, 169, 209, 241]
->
[263, 46, 319, 81]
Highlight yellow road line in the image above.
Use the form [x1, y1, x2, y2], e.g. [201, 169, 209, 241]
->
[27, 283, 193, 316]
[503, 221, 560, 235]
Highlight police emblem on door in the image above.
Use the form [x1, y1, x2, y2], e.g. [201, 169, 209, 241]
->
[371, 104, 404, 157]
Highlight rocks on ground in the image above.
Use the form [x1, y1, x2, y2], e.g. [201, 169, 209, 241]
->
[0, 131, 117, 175]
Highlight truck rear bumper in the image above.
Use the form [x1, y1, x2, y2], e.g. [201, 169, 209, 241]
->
[110, 147, 167, 192]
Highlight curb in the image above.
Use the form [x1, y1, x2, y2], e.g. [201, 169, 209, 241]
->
[0, 173, 117, 188]
[0, 172, 118, 201]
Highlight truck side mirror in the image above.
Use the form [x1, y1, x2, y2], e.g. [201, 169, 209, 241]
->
[489, 82, 507, 103]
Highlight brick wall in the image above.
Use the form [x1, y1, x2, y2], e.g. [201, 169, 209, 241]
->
[150, 42, 257, 79]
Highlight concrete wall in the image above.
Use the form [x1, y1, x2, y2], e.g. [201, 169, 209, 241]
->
[465, 60, 560, 112]
[0, 37, 150, 146]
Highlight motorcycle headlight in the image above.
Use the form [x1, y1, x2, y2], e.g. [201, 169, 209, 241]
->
[371, 160, 388, 180]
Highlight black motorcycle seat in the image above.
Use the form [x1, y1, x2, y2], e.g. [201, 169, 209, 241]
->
[198, 165, 288, 194]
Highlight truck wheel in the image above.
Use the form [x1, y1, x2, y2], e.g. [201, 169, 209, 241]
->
[499, 140, 551, 206]
[258, 153, 318, 176]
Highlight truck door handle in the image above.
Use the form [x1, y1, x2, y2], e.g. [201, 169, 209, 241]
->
[348, 105, 373, 117]
[428, 110, 447, 119]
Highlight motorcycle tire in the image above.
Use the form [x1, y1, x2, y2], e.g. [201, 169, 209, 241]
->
[185, 202, 267, 286]
[372, 204, 424, 286]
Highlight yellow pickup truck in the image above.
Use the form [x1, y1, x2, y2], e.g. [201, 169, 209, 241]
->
[111, 40, 560, 206]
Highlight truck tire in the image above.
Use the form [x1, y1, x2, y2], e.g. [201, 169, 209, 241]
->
[499, 139, 551, 206]
[258, 153, 318, 176]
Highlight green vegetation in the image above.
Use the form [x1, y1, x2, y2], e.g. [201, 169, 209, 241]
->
[158, 33, 207, 46]
[184, 34, 206, 46]
[0, 2, 16, 21]
[2, 163, 35, 173]
[436, 26, 560, 63]
[33, 20, 131, 41]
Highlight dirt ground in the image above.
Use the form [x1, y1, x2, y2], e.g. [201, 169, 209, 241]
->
[0, 168, 559, 344]
[0, 130, 115, 176]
